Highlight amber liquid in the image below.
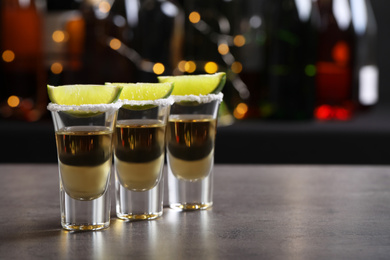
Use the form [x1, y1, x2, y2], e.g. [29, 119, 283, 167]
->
[114, 119, 165, 191]
[55, 126, 113, 201]
[166, 115, 216, 181]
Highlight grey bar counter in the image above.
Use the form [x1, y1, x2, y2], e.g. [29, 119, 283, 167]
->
[1, 164, 390, 259]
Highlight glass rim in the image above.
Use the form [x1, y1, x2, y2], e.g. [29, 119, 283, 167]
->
[171, 93, 224, 103]
[120, 96, 175, 106]
[47, 101, 123, 112]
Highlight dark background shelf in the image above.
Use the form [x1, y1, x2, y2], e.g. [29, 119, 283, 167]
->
[216, 105, 390, 165]
[2, 105, 390, 164]
[1, 1, 390, 165]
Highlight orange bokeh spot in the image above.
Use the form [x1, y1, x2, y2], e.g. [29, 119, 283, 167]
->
[7, 95, 20, 108]
[177, 60, 186, 72]
[204, 61, 218, 74]
[185, 61, 196, 73]
[51, 62, 63, 74]
[233, 35, 246, 47]
[218, 44, 229, 55]
[153, 63, 165, 75]
[189, 12, 201, 24]
[231, 61, 243, 74]
[2, 50, 15, 62]
[99, 1, 111, 13]
[52, 30, 66, 43]
[233, 103, 248, 119]
[109, 38, 121, 50]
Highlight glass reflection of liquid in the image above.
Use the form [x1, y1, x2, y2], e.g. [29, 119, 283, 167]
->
[164, 210, 217, 259]
[111, 218, 162, 259]
[60, 231, 105, 260]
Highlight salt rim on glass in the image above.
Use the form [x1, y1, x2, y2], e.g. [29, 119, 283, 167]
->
[120, 96, 175, 107]
[47, 96, 175, 112]
[171, 93, 224, 103]
[47, 101, 123, 113]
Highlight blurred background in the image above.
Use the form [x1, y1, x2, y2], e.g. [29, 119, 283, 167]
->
[1, 0, 389, 164]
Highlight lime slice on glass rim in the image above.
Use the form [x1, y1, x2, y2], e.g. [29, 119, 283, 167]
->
[47, 84, 123, 105]
[157, 72, 226, 95]
[47, 84, 123, 116]
[106, 82, 174, 110]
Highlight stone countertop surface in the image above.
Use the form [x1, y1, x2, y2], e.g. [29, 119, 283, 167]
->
[1, 164, 390, 259]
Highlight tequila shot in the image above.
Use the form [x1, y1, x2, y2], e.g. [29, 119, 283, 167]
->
[114, 98, 172, 220]
[48, 102, 120, 231]
[166, 93, 223, 210]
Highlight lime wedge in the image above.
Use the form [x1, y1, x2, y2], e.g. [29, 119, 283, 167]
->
[47, 84, 123, 105]
[107, 82, 174, 100]
[157, 72, 226, 95]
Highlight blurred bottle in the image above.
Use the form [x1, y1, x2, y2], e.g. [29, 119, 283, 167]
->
[181, 0, 268, 122]
[267, 0, 319, 120]
[103, 0, 184, 83]
[314, 0, 355, 121]
[350, 0, 378, 111]
[176, 0, 237, 125]
[231, 0, 269, 120]
[45, 0, 85, 86]
[0, 0, 46, 121]
[77, 0, 131, 84]
[181, 0, 225, 69]
[134, 0, 184, 81]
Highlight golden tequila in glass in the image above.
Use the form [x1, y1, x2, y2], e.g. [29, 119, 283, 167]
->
[56, 126, 113, 201]
[114, 119, 165, 191]
[167, 96, 222, 211]
[49, 105, 118, 231]
[166, 115, 216, 181]
[114, 101, 170, 221]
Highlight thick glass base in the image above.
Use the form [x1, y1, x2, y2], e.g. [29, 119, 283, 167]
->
[60, 181, 111, 232]
[169, 202, 213, 211]
[115, 173, 164, 221]
[117, 212, 162, 221]
[167, 160, 213, 211]
[62, 222, 109, 231]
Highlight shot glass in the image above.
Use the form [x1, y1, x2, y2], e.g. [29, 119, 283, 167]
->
[166, 93, 223, 210]
[48, 102, 121, 231]
[114, 98, 173, 221]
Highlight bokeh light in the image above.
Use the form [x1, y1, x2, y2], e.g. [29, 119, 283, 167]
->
[233, 35, 246, 47]
[189, 11, 201, 24]
[2, 50, 15, 62]
[218, 44, 229, 55]
[52, 30, 66, 43]
[233, 103, 248, 119]
[315, 105, 333, 120]
[153, 63, 165, 75]
[305, 64, 316, 76]
[51, 62, 63, 74]
[7, 96, 20, 108]
[20, 99, 34, 110]
[315, 104, 352, 121]
[109, 38, 121, 50]
[26, 109, 41, 122]
[177, 60, 187, 72]
[231, 61, 243, 74]
[334, 107, 351, 121]
[332, 41, 350, 65]
[99, 1, 111, 13]
[204, 62, 218, 74]
[185, 61, 196, 73]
